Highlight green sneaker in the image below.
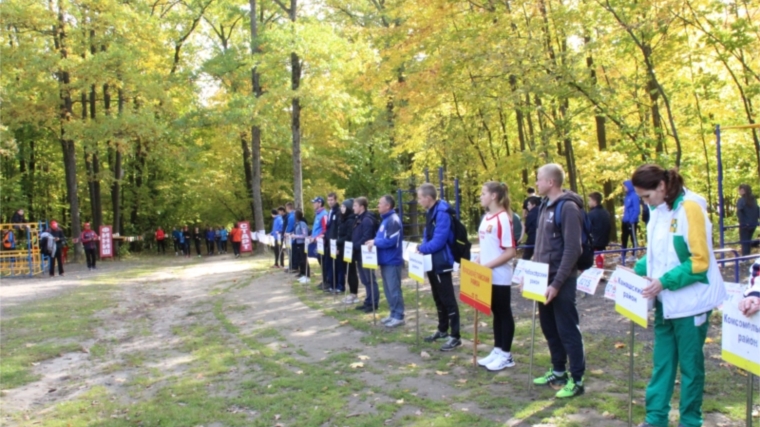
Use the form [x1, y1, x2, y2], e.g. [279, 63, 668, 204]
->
[533, 370, 568, 389]
[555, 378, 584, 398]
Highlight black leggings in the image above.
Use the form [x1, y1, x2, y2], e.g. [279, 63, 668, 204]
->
[492, 285, 515, 352]
[158, 240, 166, 254]
[48, 251, 64, 275]
[293, 243, 309, 276]
[621, 221, 638, 249]
[85, 248, 97, 268]
[273, 242, 284, 266]
[195, 240, 202, 255]
[347, 259, 359, 294]
[206, 240, 214, 254]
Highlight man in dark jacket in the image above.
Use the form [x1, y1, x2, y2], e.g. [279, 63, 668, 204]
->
[324, 193, 342, 292]
[48, 220, 66, 277]
[339, 199, 358, 302]
[367, 195, 405, 328]
[622, 180, 640, 249]
[587, 192, 611, 251]
[417, 183, 461, 352]
[80, 222, 100, 270]
[522, 196, 541, 260]
[352, 197, 380, 312]
[531, 163, 586, 398]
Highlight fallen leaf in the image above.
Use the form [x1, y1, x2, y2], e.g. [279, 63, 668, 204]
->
[461, 408, 469, 412]
[704, 337, 714, 344]
[349, 362, 364, 369]
[275, 414, 281, 420]
[395, 399, 404, 405]
[590, 369, 604, 376]
[614, 342, 626, 349]
[296, 371, 303, 375]
[457, 379, 468, 384]
[339, 320, 349, 325]
[435, 371, 449, 376]
[358, 355, 370, 361]
[420, 351, 431, 359]
[415, 410, 422, 416]
[408, 363, 417, 368]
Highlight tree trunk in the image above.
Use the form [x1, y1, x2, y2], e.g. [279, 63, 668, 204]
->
[240, 134, 256, 220]
[111, 87, 124, 248]
[55, 0, 82, 262]
[249, 0, 266, 254]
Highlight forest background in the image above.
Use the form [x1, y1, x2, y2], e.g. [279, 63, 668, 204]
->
[1, 0, 759, 259]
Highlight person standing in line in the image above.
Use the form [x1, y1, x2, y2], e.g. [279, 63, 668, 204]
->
[80, 222, 100, 271]
[522, 187, 536, 221]
[293, 210, 311, 282]
[339, 199, 359, 304]
[310, 196, 329, 289]
[205, 226, 215, 255]
[220, 226, 228, 254]
[155, 226, 166, 255]
[352, 197, 380, 313]
[522, 196, 541, 260]
[737, 184, 759, 256]
[193, 227, 203, 257]
[172, 227, 181, 256]
[285, 202, 296, 272]
[182, 226, 192, 258]
[324, 193, 342, 293]
[230, 223, 242, 258]
[475, 182, 518, 371]
[587, 192, 611, 251]
[530, 163, 586, 398]
[417, 183, 462, 352]
[270, 208, 285, 268]
[739, 259, 759, 317]
[48, 220, 66, 277]
[213, 226, 221, 254]
[622, 180, 641, 249]
[366, 195, 405, 328]
[631, 164, 727, 427]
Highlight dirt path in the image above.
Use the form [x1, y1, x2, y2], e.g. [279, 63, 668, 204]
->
[0, 255, 751, 426]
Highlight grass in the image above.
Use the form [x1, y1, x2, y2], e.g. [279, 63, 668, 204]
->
[3, 255, 756, 427]
[0, 284, 115, 389]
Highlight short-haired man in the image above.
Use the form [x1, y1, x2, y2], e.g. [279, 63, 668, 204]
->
[587, 192, 611, 251]
[531, 163, 586, 398]
[324, 192, 342, 293]
[417, 183, 461, 352]
[352, 197, 380, 313]
[366, 195, 405, 328]
[285, 202, 296, 272]
[270, 207, 285, 268]
[311, 197, 329, 289]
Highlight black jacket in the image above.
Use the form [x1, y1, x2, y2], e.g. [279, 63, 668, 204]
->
[738, 197, 760, 229]
[337, 200, 355, 251]
[11, 211, 25, 224]
[524, 207, 539, 246]
[352, 211, 376, 254]
[50, 228, 66, 250]
[588, 205, 611, 249]
[326, 204, 341, 241]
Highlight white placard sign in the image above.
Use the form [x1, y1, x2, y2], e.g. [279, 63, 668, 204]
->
[722, 282, 760, 376]
[343, 241, 353, 263]
[512, 259, 527, 285]
[521, 261, 549, 303]
[612, 267, 652, 328]
[304, 237, 310, 254]
[409, 252, 427, 283]
[361, 245, 378, 269]
[317, 238, 324, 255]
[403, 242, 419, 262]
[577, 268, 605, 295]
[330, 239, 337, 259]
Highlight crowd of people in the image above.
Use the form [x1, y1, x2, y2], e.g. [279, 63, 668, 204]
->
[261, 163, 759, 427]
[152, 225, 249, 258]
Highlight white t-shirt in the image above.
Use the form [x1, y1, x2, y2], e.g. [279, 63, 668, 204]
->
[478, 210, 515, 285]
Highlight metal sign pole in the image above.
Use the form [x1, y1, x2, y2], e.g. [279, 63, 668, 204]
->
[747, 373, 754, 427]
[370, 270, 377, 326]
[416, 277, 421, 347]
[628, 320, 635, 427]
[332, 257, 337, 304]
[529, 301, 537, 392]
[473, 309, 479, 368]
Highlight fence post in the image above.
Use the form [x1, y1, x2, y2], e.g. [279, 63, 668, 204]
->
[397, 188, 404, 230]
[424, 168, 430, 183]
[438, 166, 444, 202]
[716, 124, 725, 249]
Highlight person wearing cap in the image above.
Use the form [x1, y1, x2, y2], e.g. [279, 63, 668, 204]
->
[48, 220, 67, 277]
[80, 223, 100, 270]
[310, 196, 329, 289]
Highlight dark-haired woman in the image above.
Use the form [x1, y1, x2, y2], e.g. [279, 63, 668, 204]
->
[737, 184, 759, 256]
[631, 164, 727, 427]
[292, 210, 310, 282]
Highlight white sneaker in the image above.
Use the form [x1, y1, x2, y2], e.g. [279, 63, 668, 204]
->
[478, 348, 501, 367]
[299, 276, 308, 283]
[342, 294, 358, 304]
[385, 318, 405, 328]
[380, 316, 392, 324]
[486, 353, 515, 371]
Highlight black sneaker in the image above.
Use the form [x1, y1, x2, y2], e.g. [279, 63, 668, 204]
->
[363, 306, 377, 313]
[355, 305, 368, 311]
[439, 337, 462, 352]
[424, 330, 449, 343]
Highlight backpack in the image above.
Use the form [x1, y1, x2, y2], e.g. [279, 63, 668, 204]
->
[434, 207, 471, 264]
[40, 234, 54, 256]
[511, 212, 523, 245]
[553, 199, 594, 270]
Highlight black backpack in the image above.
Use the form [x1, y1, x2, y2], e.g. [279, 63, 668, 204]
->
[434, 207, 470, 264]
[552, 199, 594, 270]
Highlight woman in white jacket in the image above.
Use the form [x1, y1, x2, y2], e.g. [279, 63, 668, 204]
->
[631, 164, 727, 427]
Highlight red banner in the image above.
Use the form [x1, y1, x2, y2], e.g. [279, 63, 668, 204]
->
[239, 221, 252, 253]
[99, 225, 114, 258]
